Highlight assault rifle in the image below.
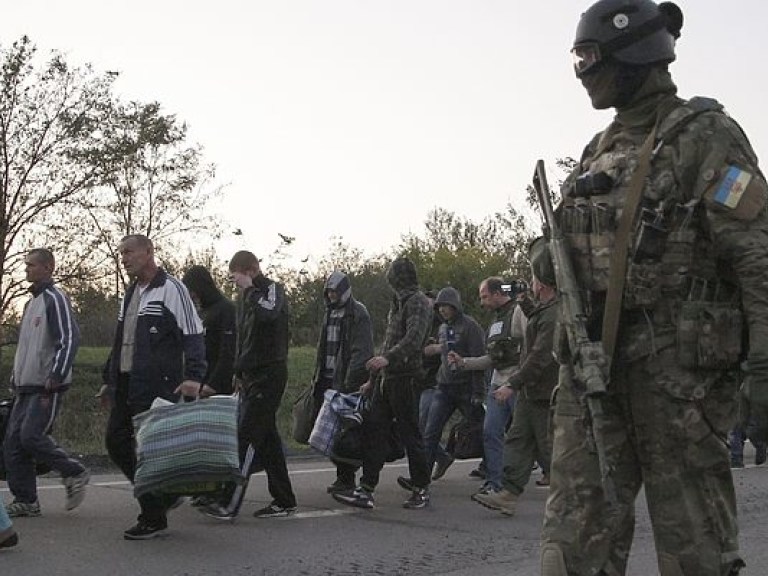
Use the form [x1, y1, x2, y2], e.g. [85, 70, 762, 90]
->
[532, 159, 616, 507]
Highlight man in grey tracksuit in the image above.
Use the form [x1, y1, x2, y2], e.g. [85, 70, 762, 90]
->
[3, 248, 89, 518]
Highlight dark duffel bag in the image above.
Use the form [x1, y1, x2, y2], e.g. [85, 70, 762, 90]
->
[446, 416, 485, 460]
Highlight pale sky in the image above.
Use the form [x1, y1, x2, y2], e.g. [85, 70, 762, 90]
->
[2, 1, 766, 269]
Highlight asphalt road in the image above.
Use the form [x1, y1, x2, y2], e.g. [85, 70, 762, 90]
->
[2, 451, 767, 575]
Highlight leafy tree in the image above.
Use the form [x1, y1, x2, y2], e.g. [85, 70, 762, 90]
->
[72, 99, 224, 295]
[0, 36, 115, 323]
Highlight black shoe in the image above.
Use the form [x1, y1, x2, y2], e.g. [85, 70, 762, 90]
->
[0, 531, 18, 549]
[469, 467, 486, 479]
[397, 476, 415, 492]
[333, 487, 375, 509]
[432, 454, 455, 481]
[403, 488, 430, 509]
[198, 502, 237, 522]
[327, 480, 355, 494]
[756, 444, 767, 466]
[123, 519, 168, 540]
[253, 502, 297, 518]
[190, 495, 216, 508]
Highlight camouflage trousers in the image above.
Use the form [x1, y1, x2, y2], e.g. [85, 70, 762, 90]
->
[541, 348, 744, 576]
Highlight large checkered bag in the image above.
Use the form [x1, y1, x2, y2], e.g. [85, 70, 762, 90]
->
[132, 395, 243, 498]
[309, 390, 363, 456]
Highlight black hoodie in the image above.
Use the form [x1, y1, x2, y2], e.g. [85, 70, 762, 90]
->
[182, 265, 236, 393]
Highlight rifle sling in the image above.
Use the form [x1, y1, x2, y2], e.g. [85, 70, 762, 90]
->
[600, 122, 659, 362]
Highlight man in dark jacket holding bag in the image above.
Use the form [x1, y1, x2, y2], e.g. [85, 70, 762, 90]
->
[200, 250, 297, 521]
[334, 256, 433, 510]
[101, 235, 207, 540]
[314, 271, 374, 494]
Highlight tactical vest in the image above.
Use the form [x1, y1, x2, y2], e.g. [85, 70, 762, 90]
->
[485, 300, 521, 369]
[561, 96, 743, 369]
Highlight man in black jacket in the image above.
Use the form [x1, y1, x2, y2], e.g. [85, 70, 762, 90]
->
[314, 271, 374, 493]
[200, 250, 297, 520]
[333, 256, 433, 510]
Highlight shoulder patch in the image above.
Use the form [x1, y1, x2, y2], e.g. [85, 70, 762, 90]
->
[705, 165, 767, 220]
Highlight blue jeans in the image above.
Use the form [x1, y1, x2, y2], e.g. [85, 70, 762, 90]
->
[422, 385, 472, 471]
[419, 388, 450, 465]
[482, 386, 516, 490]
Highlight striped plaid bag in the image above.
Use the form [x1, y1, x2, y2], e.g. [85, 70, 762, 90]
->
[133, 395, 243, 498]
[309, 390, 363, 456]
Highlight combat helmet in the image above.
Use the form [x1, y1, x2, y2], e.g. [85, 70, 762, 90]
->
[572, 0, 683, 77]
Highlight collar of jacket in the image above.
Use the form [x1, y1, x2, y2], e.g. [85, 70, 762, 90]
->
[29, 279, 54, 297]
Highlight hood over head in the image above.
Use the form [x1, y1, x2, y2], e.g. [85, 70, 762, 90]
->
[434, 286, 463, 314]
[182, 265, 223, 308]
[324, 270, 352, 308]
[386, 257, 419, 294]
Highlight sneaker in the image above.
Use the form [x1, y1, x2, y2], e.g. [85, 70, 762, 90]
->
[473, 488, 518, 515]
[0, 531, 18, 549]
[198, 502, 237, 522]
[326, 479, 355, 494]
[253, 502, 297, 518]
[756, 444, 767, 466]
[333, 487, 375, 509]
[63, 469, 90, 511]
[432, 454, 455, 481]
[6, 499, 41, 518]
[190, 495, 216, 508]
[403, 488, 430, 509]
[470, 483, 496, 501]
[396, 476, 415, 492]
[469, 467, 486, 479]
[123, 518, 168, 540]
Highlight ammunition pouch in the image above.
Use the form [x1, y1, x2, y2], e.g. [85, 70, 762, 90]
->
[676, 302, 743, 370]
[569, 232, 613, 292]
[623, 262, 662, 309]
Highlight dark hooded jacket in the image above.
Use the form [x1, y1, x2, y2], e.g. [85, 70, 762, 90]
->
[182, 265, 236, 394]
[313, 271, 374, 393]
[433, 287, 487, 398]
[381, 257, 432, 375]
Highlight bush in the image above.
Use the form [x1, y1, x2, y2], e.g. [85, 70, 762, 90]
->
[0, 345, 318, 458]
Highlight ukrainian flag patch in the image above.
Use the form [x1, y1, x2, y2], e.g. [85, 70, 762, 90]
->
[714, 166, 753, 209]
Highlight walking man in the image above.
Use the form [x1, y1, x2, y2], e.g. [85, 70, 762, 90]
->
[102, 235, 207, 540]
[4, 248, 89, 518]
[201, 250, 297, 519]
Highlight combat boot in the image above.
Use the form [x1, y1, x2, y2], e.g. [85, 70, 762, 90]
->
[473, 488, 518, 515]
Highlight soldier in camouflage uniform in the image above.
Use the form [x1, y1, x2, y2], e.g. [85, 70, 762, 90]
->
[540, 1, 767, 574]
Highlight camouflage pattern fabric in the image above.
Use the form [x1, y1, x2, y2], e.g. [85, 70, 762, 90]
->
[542, 82, 765, 575]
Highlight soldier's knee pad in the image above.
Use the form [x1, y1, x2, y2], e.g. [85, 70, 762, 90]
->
[541, 543, 568, 576]
[658, 552, 685, 576]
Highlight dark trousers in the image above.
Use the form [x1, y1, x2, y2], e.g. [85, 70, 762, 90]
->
[105, 375, 175, 525]
[5, 391, 85, 503]
[223, 363, 296, 512]
[360, 373, 430, 491]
